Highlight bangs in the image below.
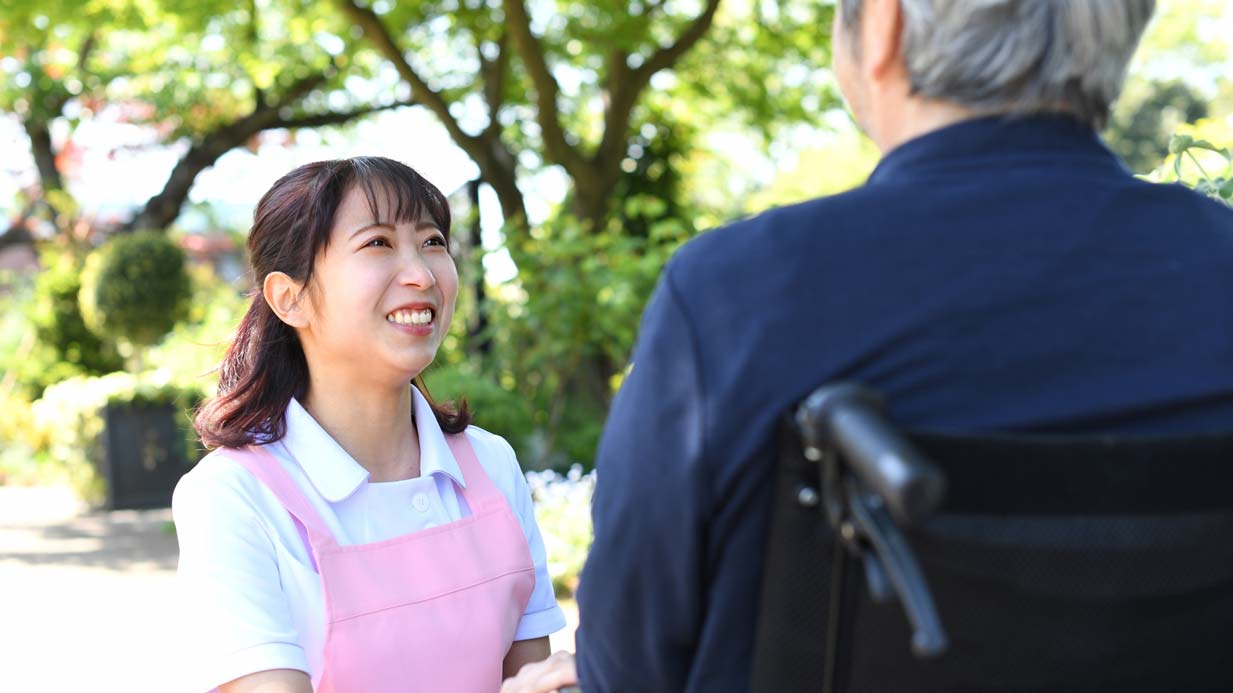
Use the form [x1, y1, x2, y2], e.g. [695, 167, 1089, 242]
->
[347, 156, 452, 239]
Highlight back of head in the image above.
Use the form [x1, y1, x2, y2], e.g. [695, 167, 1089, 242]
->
[838, 0, 1156, 128]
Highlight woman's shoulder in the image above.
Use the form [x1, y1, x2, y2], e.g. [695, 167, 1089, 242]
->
[462, 424, 516, 458]
[172, 446, 283, 525]
[460, 426, 527, 493]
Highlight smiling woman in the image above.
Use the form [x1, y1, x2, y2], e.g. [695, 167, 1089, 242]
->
[175, 157, 565, 692]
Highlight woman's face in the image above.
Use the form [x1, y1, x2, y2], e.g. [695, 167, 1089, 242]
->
[299, 184, 458, 387]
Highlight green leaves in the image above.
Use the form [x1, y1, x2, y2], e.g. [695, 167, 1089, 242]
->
[1164, 133, 1233, 207]
[79, 231, 192, 348]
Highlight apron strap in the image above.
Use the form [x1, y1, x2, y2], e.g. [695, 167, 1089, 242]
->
[218, 445, 338, 552]
[444, 432, 505, 509]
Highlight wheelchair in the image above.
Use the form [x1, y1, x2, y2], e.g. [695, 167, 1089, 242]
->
[751, 383, 1233, 693]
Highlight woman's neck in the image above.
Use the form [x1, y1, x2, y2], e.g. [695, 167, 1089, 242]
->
[300, 371, 420, 483]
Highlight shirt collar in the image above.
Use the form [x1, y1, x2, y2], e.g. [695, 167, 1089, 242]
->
[867, 113, 1126, 185]
[411, 385, 466, 489]
[279, 386, 466, 503]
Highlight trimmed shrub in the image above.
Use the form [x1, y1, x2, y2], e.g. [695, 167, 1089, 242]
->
[80, 231, 192, 349]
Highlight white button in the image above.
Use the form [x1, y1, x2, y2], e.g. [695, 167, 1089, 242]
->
[412, 493, 430, 513]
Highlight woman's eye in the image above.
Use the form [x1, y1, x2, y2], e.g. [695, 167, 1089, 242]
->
[425, 235, 447, 248]
[366, 237, 391, 248]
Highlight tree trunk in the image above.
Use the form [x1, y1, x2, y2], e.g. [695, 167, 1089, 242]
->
[24, 119, 64, 194]
[464, 179, 493, 358]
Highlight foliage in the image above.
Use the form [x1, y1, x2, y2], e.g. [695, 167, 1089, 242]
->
[79, 231, 192, 349]
[16, 248, 125, 397]
[334, 0, 838, 464]
[1, 0, 407, 235]
[0, 390, 41, 485]
[491, 209, 689, 468]
[421, 363, 536, 463]
[746, 125, 881, 211]
[1105, 80, 1209, 173]
[24, 371, 204, 503]
[526, 465, 595, 598]
[1144, 122, 1233, 207]
[145, 263, 249, 397]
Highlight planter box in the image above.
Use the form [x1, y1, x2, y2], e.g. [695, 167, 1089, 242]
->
[99, 402, 196, 510]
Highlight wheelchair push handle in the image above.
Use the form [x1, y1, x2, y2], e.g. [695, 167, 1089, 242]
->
[796, 383, 946, 525]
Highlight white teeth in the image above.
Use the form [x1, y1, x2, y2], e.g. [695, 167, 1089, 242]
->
[387, 309, 433, 326]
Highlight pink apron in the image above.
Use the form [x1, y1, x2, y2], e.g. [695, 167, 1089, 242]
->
[222, 433, 535, 692]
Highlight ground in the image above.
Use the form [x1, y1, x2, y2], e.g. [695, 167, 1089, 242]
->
[0, 485, 578, 692]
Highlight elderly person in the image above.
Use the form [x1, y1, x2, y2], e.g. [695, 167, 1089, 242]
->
[504, 1, 1233, 691]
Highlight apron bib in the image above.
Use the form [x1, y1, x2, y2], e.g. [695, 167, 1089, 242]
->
[222, 433, 534, 692]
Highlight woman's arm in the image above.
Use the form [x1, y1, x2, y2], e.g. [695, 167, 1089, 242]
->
[219, 669, 313, 693]
[503, 636, 552, 679]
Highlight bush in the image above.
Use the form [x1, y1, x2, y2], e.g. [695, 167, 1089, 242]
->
[28, 371, 204, 505]
[0, 391, 42, 485]
[20, 249, 124, 396]
[145, 263, 249, 396]
[79, 231, 192, 349]
[422, 364, 536, 464]
[490, 212, 688, 469]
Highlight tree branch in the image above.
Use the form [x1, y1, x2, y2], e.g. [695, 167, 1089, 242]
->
[335, 0, 481, 152]
[245, 0, 268, 108]
[269, 70, 333, 111]
[501, 0, 587, 179]
[596, 0, 721, 169]
[76, 32, 97, 72]
[124, 63, 398, 232]
[479, 31, 510, 138]
[337, 0, 527, 226]
[637, 0, 721, 80]
[274, 99, 417, 129]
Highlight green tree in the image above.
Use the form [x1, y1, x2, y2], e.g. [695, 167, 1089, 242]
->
[333, 0, 837, 461]
[0, 0, 414, 237]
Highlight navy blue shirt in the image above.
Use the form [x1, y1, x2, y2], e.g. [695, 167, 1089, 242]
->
[575, 115, 1233, 692]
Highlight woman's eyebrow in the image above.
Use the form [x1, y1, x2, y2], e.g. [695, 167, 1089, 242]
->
[347, 221, 392, 240]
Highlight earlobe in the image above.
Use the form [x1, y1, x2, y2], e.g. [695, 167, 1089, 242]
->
[263, 271, 309, 328]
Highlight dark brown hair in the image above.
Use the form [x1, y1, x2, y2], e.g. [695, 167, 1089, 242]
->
[194, 156, 471, 450]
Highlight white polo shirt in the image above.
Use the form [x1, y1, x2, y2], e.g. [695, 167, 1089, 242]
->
[172, 388, 566, 691]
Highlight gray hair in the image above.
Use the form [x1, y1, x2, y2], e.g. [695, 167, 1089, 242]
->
[838, 0, 1156, 128]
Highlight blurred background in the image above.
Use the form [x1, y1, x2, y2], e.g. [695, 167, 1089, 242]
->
[0, 0, 1230, 690]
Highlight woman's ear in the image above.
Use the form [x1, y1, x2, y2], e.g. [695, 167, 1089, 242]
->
[263, 271, 310, 328]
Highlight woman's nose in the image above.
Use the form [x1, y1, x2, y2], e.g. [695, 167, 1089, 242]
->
[398, 250, 436, 288]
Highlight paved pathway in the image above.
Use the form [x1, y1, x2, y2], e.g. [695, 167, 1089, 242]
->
[0, 485, 578, 692]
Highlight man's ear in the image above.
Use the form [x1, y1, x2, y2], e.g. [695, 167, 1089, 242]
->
[862, 0, 906, 83]
[263, 271, 310, 328]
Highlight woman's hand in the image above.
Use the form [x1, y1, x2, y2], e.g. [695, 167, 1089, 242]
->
[500, 650, 578, 693]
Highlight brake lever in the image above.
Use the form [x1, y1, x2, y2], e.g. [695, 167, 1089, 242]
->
[845, 481, 949, 658]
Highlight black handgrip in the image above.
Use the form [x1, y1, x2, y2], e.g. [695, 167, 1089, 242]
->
[797, 383, 946, 525]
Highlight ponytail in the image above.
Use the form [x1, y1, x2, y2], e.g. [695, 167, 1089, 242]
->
[194, 294, 308, 448]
